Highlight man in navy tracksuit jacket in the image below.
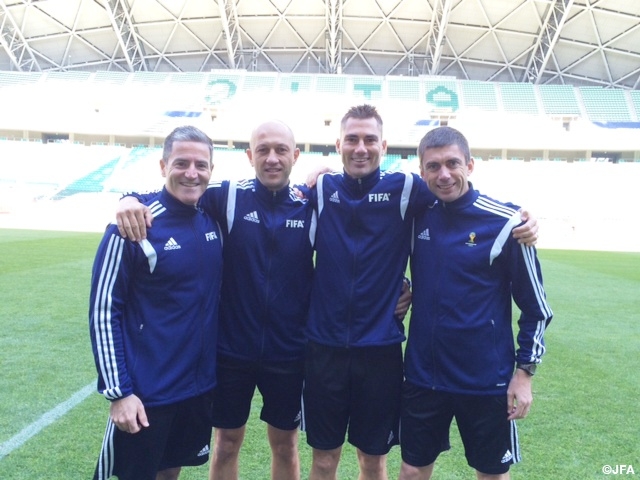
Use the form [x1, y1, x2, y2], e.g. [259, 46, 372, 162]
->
[202, 127, 316, 479]
[89, 126, 223, 480]
[202, 177, 315, 365]
[302, 105, 436, 480]
[306, 168, 430, 347]
[399, 126, 553, 479]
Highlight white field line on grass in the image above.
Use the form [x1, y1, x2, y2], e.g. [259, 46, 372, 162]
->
[0, 382, 95, 461]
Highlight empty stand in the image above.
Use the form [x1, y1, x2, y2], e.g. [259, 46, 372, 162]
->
[499, 82, 540, 115]
[242, 72, 277, 93]
[629, 91, 640, 121]
[387, 78, 421, 101]
[0, 70, 637, 163]
[278, 74, 313, 94]
[459, 80, 498, 111]
[352, 76, 384, 100]
[0, 71, 42, 88]
[578, 86, 632, 122]
[315, 75, 348, 95]
[538, 84, 582, 116]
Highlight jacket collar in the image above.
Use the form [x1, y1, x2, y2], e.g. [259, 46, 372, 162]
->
[159, 187, 201, 215]
[254, 178, 292, 203]
[342, 167, 380, 196]
[441, 182, 479, 211]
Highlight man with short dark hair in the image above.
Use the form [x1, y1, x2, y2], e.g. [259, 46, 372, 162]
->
[90, 125, 223, 480]
[303, 104, 432, 480]
[398, 126, 553, 480]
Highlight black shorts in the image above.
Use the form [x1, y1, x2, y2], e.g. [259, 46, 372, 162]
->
[211, 355, 304, 431]
[302, 341, 403, 455]
[400, 382, 521, 475]
[93, 391, 214, 480]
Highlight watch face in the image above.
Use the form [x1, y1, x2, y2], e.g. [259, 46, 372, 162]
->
[518, 363, 536, 375]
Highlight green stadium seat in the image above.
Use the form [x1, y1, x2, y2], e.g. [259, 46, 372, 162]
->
[352, 76, 383, 100]
[242, 72, 277, 93]
[459, 80, 498, 111]
[130, 71, 169, 85]
[316, 75, 348, 95]
[46, 71, 91, 83]
[629, 91, 640, 121]
[388, 78, 420, 101]
[539, 84, 581, 115]
[0, 71, 42, 88]
[424, 81, 459, 111]
[499, 82, 540, 115]
[93, 71, 131, 85]
[168, 72, 208, 85]
[278, 74, 313, 94]
[578, 86, 632, 122]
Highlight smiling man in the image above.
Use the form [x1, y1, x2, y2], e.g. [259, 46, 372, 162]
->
[89, 125, 223, 480]
[337, 113, 387, 178]
[398, 126, 553, 480]
[248, 120, 299, 190]
[302, 105, 434, 480]
[204, 121, 315, 480]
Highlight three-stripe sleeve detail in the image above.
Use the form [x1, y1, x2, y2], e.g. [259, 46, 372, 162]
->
[92, 233, 125, 400]
[95, 418, 116, 480]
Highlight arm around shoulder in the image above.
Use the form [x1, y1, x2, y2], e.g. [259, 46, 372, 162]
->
[512, 208, 538, 246]
[116, 195, 153, 241]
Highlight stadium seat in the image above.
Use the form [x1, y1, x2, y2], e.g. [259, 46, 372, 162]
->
[539, 84, 581, 116]
[579, 86, 632, 122]
[459, 80, 498, 111]
[499, 82, 540, 115]
[388, 78, 420, 101]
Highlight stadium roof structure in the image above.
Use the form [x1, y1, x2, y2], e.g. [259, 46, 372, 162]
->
[0, 0, 639, 90]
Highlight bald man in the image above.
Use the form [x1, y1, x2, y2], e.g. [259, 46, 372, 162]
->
[203, 122, 314, 480]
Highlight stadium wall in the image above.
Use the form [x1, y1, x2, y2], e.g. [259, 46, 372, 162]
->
[1, 71, 638, 251]
[0, 141, 637, 253]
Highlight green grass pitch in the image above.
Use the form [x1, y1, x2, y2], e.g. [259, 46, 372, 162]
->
[1, 228, 639, 479]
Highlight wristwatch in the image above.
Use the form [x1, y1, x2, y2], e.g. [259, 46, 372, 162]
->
[516, 362, 537, 376]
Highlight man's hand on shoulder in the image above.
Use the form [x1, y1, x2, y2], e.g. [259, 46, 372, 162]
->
[513, 208, 538, 247]
[116, 196, 152, 242]
[305, 165, 335, 188]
